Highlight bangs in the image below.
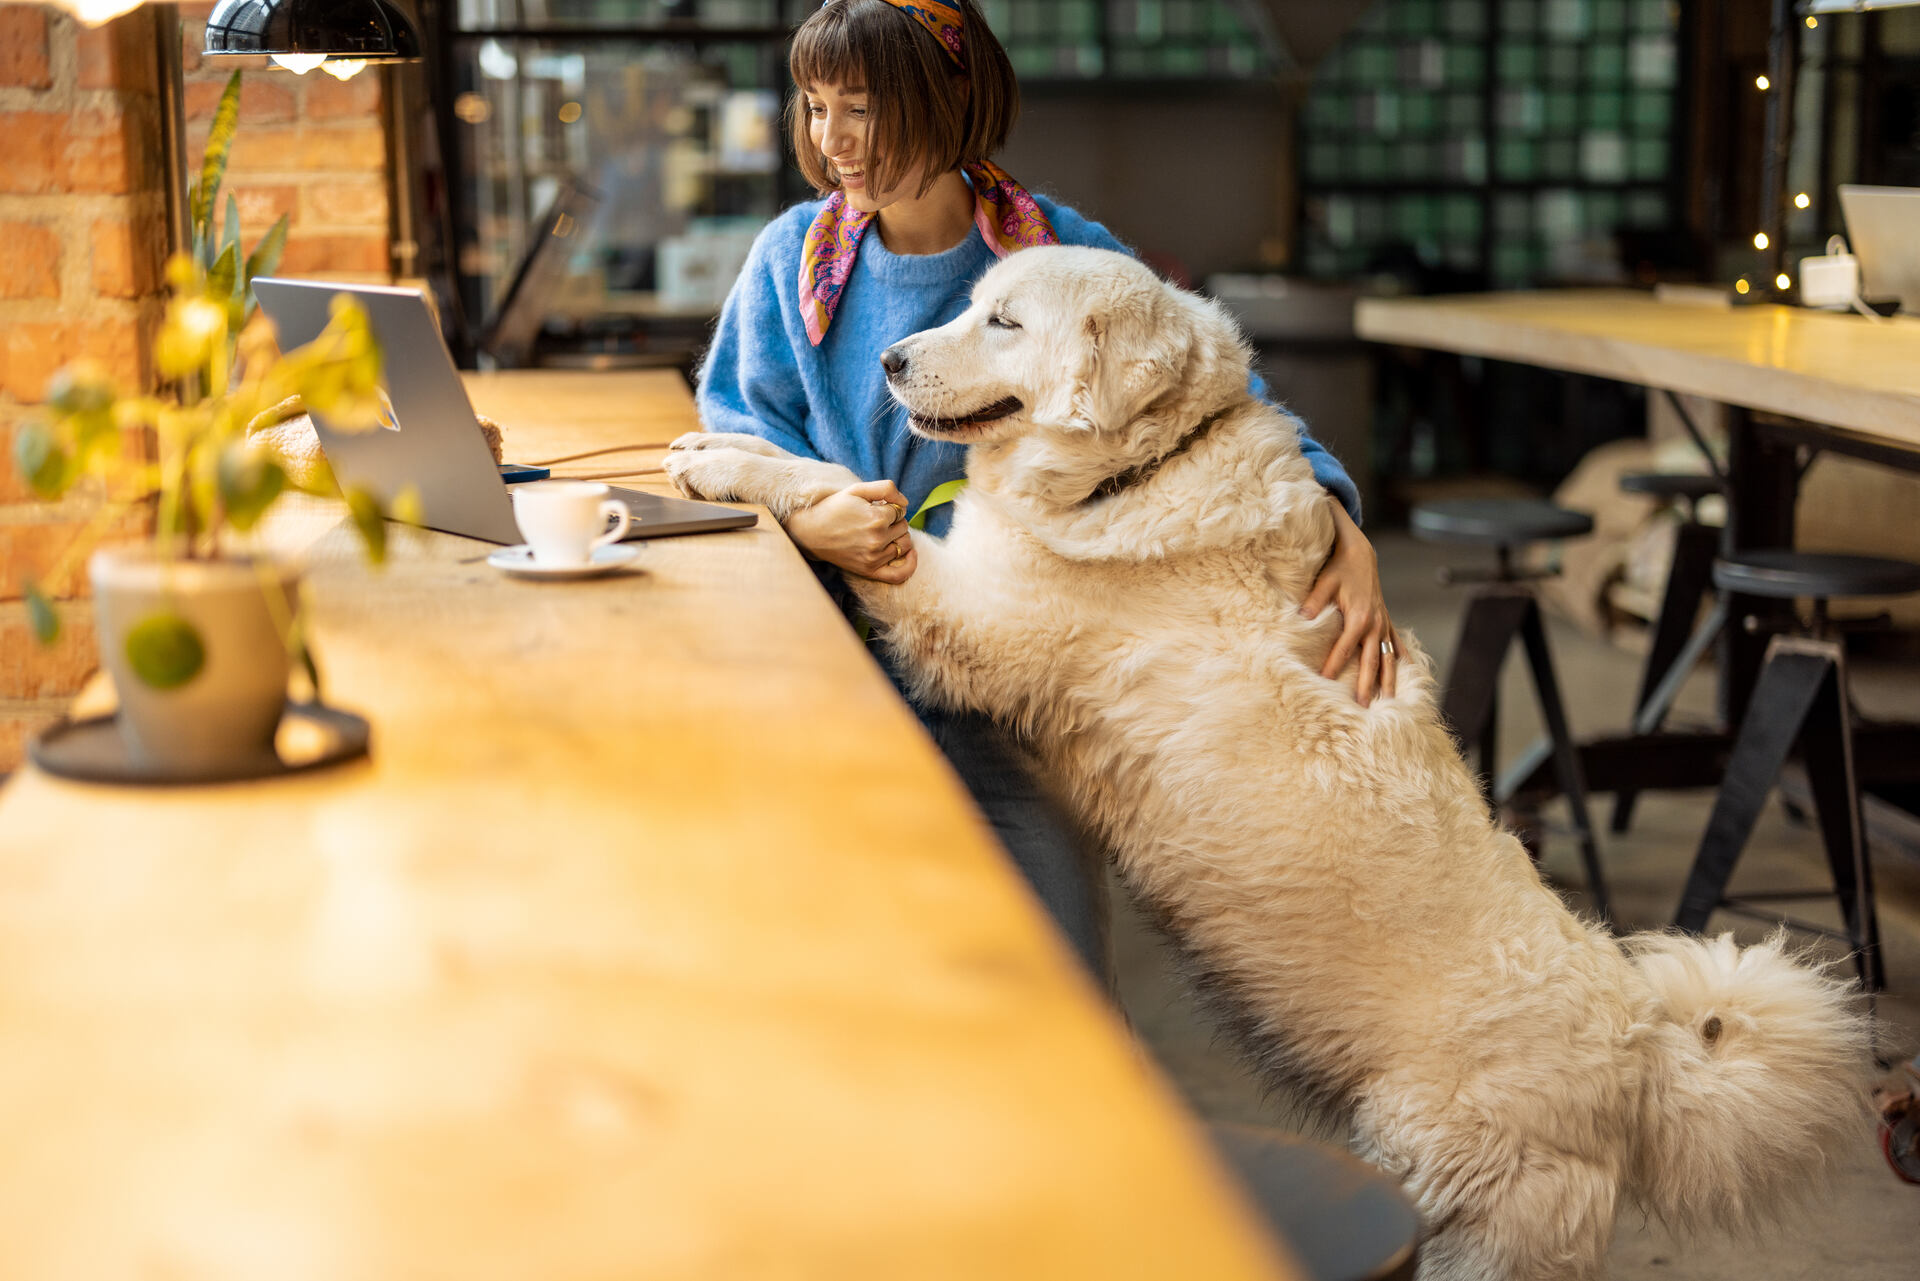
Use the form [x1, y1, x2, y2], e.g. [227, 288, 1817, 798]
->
[789, 4, 873, 92]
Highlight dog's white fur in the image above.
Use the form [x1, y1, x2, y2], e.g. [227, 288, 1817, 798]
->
[669, 246, 1869, 1280]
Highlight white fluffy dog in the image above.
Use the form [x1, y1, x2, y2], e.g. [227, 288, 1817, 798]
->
[668, 246, 1867, 1280]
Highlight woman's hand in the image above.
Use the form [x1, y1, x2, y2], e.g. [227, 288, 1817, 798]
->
[1302, 500, 1398, 706]
[784, 478, 918, 584]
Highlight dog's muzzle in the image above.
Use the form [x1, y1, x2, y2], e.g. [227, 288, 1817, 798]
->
[880, 344, 908, 382]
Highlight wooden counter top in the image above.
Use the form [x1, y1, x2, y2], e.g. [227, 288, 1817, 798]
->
[0, 372, 1293, 1280]
[1355, 290, 1920, 449]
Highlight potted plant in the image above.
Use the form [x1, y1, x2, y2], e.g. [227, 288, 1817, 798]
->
[15, 72, 400, 780]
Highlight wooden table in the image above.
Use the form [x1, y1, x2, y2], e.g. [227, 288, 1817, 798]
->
[0, 372, 1296, 1280]
[1354, 290, 1920, 800]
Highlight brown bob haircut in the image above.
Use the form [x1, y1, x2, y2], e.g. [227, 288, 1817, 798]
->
[789, 0, 1019, 200]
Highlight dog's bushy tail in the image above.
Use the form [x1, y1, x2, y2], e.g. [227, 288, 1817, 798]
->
[1623, 930, 1871, 1236]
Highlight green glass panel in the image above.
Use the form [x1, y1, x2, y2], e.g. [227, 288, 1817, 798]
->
[1585, 191, 1624, 233]
[1444, 239, 1480, 270]
[1354, 41, 1395, 82]
[1542, 138, 1578, 179]
[1447, 92, 1483, 129]
[1594, 0, 1627, 33]
[1112, 47, 1151, 76]
[1010, 46, 1050, 77]
[1396, 140, 1435, 178]
[1501, 0, 1537, 36]
[1444, 0, 1485, 37]
[1543, 43, 1581, 80]
[1393, 0, 1440, 36]
[1630, 136, 1667, 180]
[1587, 42, 1626, 83]
[1496, 138, 1536, 180]
[1308, 143, 1344, 181]
[1447, 137, 1488, 182]
[1497, 42, 1539, 81]
[1629, 34, 1676, 86]
[1355, 141, 1390, 180]
[1495, 193, 1532, 235]
[1445, 42, 1485, 85]
[1356, 197, 1389, 241]
[1544, 90, 1579, 130]
[1584, 90, 1624, 127]
[1163, 44, 1204, 76]
[1631, 0, 1672, 32]
[1580, 130, 1628, 182]
[1499, 88, 1544, 133]
[1442, 194, 1483, 238]
[1628, 90, 1670, 130]
[1493, 240, 1535, 285]
[1403, 91, 1440, 132]
[1628, 190, 1667, 226]
[1544, 0, 1590, 39]
[1361, 90, 1401, 135]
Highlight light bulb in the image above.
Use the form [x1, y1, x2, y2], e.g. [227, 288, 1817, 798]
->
[1755, 75, 1770, 91]
[1753, 232, 1769, 250]
[270, 53, 328, 75]
[558, 101, 583, 124]
[1735, 278, 1751, 295]
[321, 59, 369, 81]
[1806, 15, 1817, 27]
[1776, 273, 1792, 291]
[58, 0, 146, 25]
[1794, 193, 1811, 209]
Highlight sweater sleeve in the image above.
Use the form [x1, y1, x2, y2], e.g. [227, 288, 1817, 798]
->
[693, 220, 819, 461]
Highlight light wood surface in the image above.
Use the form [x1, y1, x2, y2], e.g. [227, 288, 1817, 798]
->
[1355, 290, 1920, 449]
[0, 372, 1294, 1280]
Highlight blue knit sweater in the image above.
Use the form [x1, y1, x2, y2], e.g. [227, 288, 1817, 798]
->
[696, 193, 1360, 537]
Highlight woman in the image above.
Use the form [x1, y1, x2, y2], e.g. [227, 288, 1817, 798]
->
[697, 0, 1396, 977]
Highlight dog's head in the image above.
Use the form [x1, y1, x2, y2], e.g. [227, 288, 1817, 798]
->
[881, 246, 1256, 501]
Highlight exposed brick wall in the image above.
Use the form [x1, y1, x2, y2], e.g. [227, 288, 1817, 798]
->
[0, 7, 169, 770]
[178, 3, 394, 284]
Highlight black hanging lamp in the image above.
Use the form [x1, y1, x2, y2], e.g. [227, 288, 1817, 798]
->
[203, 0, 422, 77]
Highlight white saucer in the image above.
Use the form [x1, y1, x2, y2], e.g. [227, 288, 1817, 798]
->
[486, 543, 641, 580]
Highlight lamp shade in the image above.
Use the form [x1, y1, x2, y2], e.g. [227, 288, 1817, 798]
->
[203, 0, 422, 61]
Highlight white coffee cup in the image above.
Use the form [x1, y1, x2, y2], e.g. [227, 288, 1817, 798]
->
[511, 480, 631, 566]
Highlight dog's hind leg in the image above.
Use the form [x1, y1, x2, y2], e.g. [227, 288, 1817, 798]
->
[1412, 1155, 1617, 1281]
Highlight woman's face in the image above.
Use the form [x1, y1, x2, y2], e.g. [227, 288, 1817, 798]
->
[804, 81, 922, 213]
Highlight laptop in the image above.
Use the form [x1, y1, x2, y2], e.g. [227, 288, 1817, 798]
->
[251, 278, 756, 545]
[1838, 185, 1920, 317]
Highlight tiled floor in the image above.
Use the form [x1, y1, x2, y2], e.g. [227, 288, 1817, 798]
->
[1112, 530, 1920, 1278]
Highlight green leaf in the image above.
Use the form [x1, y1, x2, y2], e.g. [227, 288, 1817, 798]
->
[125, 612, 206, 690]
[12, 422, 68, 497]
[191, 70, 243, 250]
[208, 242, 238, 305]
[216, 443, 286, 532]
[243, 214, 290, 320]
[222, 192, 241, 286]
[345, 487, 387, 564]
[293, 633, 324, 703]
[46, 361, 115, 417]
[25, 582, 59, 645]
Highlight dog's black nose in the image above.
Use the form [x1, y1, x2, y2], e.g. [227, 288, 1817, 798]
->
[880, 345, 908, 379]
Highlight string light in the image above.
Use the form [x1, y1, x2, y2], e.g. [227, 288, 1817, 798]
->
[1735, 278, 1751, 295]
[1755, 74, 1771, 90]
[1806, 15, 1817, 28]
[1795, 193, 1811, 209]
[1753, 231, 1769, 250]
[1776, 273, 1792, 291]
[558, 102, 583, 124]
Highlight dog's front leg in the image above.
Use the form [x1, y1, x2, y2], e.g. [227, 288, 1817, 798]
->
[845, 538, 1027, 722]
[665, 433, 859, 522]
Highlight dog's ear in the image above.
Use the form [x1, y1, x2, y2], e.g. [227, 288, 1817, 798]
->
[1112, 297, 1195, 418]
[1032, 313, 1106, 430]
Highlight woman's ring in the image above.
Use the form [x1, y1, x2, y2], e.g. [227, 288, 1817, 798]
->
[1381, 638, 1396, 658]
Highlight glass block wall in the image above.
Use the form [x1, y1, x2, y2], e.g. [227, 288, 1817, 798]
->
[1299, 0, 1682, 286]
[978, 1, 1279, 81]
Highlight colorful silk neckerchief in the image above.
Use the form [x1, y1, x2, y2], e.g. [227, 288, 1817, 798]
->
[797, 1, 1057, 345]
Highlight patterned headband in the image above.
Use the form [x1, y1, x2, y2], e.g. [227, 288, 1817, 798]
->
[829, 0, 968, 70]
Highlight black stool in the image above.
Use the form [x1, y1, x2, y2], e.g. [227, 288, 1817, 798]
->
[1209, 1124, 1419, 1281]
[1412, 498, 1611, 922]
[1612, 472, 1727, 832]
[1673, 550, 1920, 991]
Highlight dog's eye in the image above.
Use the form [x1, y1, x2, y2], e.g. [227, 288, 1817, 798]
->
[987, 313, 1021, 330]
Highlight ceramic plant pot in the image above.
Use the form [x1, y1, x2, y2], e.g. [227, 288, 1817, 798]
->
[88, 545, 302, 777]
